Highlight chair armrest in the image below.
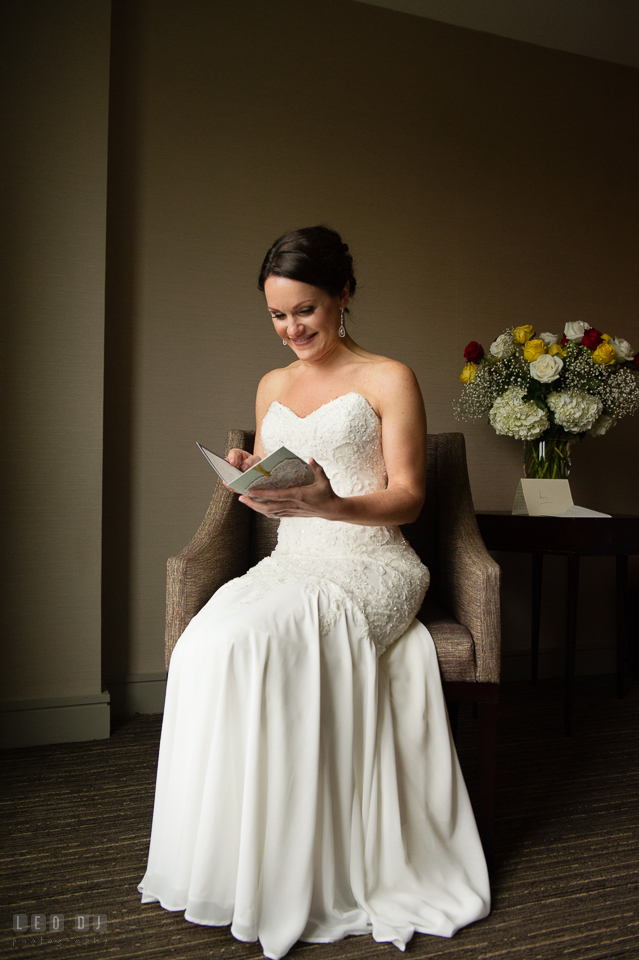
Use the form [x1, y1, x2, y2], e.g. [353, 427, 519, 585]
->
[437, 434, 501, 684]
[164, 429, 252, 669]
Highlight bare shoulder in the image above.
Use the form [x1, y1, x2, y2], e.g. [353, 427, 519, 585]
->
[370, 356, 420, 386]
[362, 356, 424, 413]
[256, 364, 296, 407]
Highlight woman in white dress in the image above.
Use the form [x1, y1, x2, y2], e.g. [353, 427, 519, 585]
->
[139, 227, 490, 958]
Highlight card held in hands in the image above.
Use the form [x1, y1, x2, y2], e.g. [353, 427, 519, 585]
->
[197, 443, 314, 496]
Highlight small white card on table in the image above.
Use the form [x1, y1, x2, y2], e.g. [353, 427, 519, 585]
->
[512, 479, 574, 516]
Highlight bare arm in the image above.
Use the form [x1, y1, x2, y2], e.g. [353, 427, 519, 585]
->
[335, 363, 426, 525]
[238, 363, 427, 526]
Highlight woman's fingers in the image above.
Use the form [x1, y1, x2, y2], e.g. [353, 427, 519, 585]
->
[226, 448, 260, 471]
[226, 448, 243, 467]
[238, 494, 290, 516]
[236, 459, 337, 519]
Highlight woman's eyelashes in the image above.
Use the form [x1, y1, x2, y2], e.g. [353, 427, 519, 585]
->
[271, 306, 315, 321]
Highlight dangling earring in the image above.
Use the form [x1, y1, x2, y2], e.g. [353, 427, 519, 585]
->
[339, 308, 346, 338]
[282, 339, 287, 345]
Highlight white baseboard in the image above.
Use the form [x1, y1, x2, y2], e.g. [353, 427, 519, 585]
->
[106, 672, 167, 716]
[501, 647, 616, 682]
[0, 692, 111, 749]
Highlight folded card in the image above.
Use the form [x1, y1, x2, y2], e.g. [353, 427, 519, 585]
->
[512, 479, 574, 516]
[197, 443, 314, 496]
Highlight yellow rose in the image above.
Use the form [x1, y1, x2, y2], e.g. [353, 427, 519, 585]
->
[514, 325, 534, 344]
[459, 362, 477, 383]
[548, 343, 565, 357]
[601, 333, 611, 342]
[592, 343, 616, 365]
[523, 339, 546, 362]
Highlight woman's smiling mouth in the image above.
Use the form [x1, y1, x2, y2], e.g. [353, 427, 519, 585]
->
[291, 333, 317, 345]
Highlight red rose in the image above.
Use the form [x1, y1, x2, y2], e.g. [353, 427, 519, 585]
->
[464, 341, 484, 363]
[560, 336, 569, 346]
[582, 328, 603, 350]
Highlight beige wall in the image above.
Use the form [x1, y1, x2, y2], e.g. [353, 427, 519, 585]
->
[101, 0, 638, 687]
[2, 0, 637, 742]
[0, 0, 111, 743]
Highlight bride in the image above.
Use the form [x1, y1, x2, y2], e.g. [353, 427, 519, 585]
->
[138, 226, 490, 958]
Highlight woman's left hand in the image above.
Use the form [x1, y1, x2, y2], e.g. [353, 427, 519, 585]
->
[238, 459, 341, 520]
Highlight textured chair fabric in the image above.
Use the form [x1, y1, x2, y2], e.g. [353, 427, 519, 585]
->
[418, 599, 477, 682]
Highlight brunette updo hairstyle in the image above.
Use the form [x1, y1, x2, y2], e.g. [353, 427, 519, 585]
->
[258, 226, 356, 302]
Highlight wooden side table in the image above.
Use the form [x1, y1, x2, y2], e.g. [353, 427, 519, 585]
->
[475, 512, 639, 735]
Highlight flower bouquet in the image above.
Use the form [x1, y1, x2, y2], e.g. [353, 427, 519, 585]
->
[454, 322, 639, 478]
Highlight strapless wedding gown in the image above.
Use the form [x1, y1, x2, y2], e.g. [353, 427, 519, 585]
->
[139, 392, 490, 959]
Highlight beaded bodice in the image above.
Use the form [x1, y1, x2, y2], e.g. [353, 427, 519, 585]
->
[261, 392, 407, 554]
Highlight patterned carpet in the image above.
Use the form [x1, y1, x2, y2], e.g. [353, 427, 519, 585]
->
[1, 676, 637, 960]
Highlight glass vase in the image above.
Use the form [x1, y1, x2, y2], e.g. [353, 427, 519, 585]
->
[523, 435, 571, 479]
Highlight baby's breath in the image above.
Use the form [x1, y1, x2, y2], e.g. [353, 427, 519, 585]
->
[453, 349, 528, 420]
[562, 348, 639, 419]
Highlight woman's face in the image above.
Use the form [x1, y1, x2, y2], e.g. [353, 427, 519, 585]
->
[264, 276, 348, 362]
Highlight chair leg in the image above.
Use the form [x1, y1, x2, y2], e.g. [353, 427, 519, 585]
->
[478, 700, 498, 866]
[446, 700, 459, 742]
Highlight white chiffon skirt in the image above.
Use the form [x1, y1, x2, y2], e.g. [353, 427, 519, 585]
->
[138, 578, 490, 959]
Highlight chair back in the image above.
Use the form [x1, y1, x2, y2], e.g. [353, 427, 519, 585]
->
[401, 434, 441, 601]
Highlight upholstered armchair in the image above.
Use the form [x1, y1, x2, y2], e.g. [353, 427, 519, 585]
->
[165, 431, 501, 854]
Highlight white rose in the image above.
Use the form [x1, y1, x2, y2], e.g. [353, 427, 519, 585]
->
[490, 332, 516, 359]
[538, 331, 559, 347]
[529, 353, 564, 383]
[588, 413, 616, 437]
[563, 321, 591, 341]
[611, 337, 634, 362]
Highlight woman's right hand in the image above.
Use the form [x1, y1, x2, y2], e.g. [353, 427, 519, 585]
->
[226, 448, 260, 472]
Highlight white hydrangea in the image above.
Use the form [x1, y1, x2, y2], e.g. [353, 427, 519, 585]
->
[490, 332, 516, 359]
[588, 413, 616, 437]
[489, 386, 549, 440]
[546, 389, 602, 433]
